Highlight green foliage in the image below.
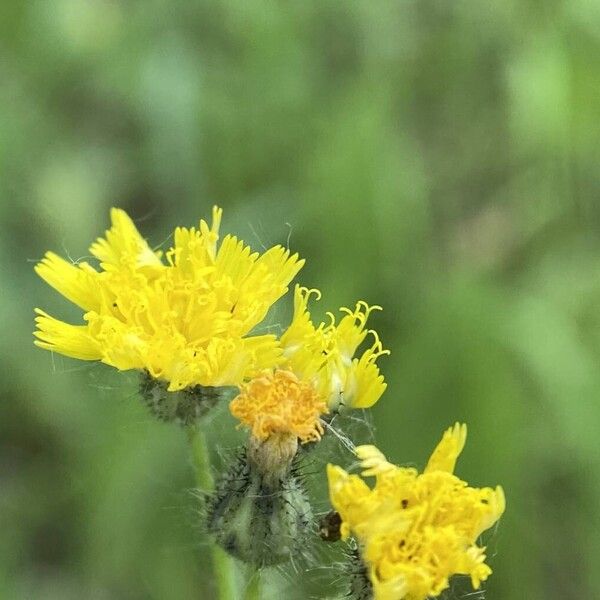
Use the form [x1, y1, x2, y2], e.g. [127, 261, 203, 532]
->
[2, 0, 599, 598]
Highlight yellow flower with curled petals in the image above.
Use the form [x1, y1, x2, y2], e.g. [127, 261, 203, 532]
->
[280, 285, 389, 411]
[228, 286, 388, 451]
[327, 424, 505, 600]
[34, 207, 304, 391]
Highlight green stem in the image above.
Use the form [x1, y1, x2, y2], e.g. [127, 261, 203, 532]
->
[244, 570, 261, 600]
[187, 425, 238, 600]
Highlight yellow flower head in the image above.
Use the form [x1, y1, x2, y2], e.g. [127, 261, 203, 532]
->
[280, 285, 389, 410]
[228, 286, 387, 446]
[327, 424, 505, 600]
[230, 369, 327, 443]
[34, 207, 304, 390]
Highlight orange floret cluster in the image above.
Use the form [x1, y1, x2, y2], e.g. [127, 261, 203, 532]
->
[230, 369, 328, 443]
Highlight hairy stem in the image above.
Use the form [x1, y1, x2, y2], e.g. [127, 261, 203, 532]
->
[187, 425, 238, 600]
[244, 570, 261, 600]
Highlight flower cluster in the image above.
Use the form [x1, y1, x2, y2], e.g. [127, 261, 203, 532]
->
[229, 286, 389, 448]
[327, 424, 505, 600]
[34, 207, 504, 594]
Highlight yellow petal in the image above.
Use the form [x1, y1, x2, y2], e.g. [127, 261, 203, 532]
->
[89, 208, 162, 269]
[34, 252, 100, 311]
[355, 445, 395, 477]
[34, 309, 102, 360]
[343, 346, 388, 409]
[425, 422, 467, 474]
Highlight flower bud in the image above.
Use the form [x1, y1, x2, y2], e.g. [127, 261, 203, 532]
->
[205, 432, 313, 566]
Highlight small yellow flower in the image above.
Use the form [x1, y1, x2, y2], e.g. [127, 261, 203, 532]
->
[230, 369, 327, 443]
[280, 285, 389, 410]
[228, 286, 388, 450]
[327, 424, 505, 600]
[34, 207, 304, 391]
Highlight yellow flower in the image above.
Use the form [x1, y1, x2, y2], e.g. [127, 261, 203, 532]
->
[228, 286, 388, 448]
[34, 207, 304, 391]
[280, 285, 389, 410]
[327, 424, 505, 600]
[230, 369, 326, 443]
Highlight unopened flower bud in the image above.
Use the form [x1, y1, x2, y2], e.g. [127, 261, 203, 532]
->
[205, 432, 313, 566]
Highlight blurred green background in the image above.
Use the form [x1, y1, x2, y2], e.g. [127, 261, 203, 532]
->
[2, 1, 600, 598]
